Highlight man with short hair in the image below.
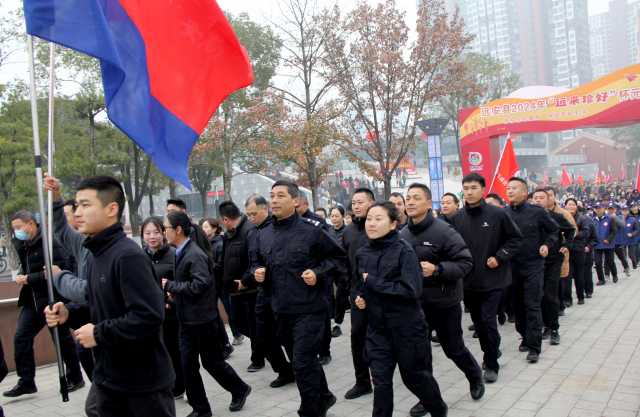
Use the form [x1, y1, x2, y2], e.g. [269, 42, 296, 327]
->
[4, 210, 84, 398]
[343, 188, 376, 399]
[440, 193, 460, 224]
[315, 208, 327, 220]
[452, 173, 522, 383]
[252, 180, 344, 417]
[245, 195, 295, 389]
[218, 200, 263, 372]
[506, 177, 558, 364]
[593, 202, 618, 284]
[401, 183, 484, 408]
[389, 192, 408, 228]
[45, 176, 176, 417]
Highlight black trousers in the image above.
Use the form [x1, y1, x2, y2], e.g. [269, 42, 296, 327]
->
[350, 306, 371, 387]
[512, 261, 544, 354]
[595, 249, 616, 282]
[628, 244, 639, 268]
[0, 338, 7, 383]
[334, 283, 350, 325]
[14, 305, 82, 385]
[179, 320, 247, 414]
[569, 249, 586, 301]
[163, 318, 184, 396]
[497, 284, 514, 319]
[367, 319, 446, 417]
[423, 303, 482, 384]
[277, 312, 333, 417]
[464, 289, 502, 372]
[255, 293, 292, 377]
[320, 316, 331, 357]
[231, 292, 263, 365]
[542, 258, 562, 331]
[94, 384, 175, 417]
[614, 246, 630, 271]
[584, 250, 595, 295]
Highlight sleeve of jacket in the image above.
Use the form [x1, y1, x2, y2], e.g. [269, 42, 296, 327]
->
[249, 231, 264, 277]
[574, 216, 590, 242]
[54, 271, 88, 304]
[365, 245, 421, 299]
[52, 200, 85, 263]
[557, 213, 576, 246]
[436, 228, 473, 283]
[240, 228, 258, 289]
[588, 222, 599, 247]
[94, 253, 164, 346]
[312, 228, 347, 283]
[541, 210, 559, 249]
[495, 211, 523, 263]
[165, 252, 213, 297]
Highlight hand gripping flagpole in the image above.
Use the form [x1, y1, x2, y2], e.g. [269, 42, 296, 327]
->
[26, 36, 69, 403]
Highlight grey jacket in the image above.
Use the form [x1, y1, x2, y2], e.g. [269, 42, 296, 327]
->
[52, 200, 90, 304]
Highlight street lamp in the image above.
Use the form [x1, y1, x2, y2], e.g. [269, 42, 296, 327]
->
[416, 118, 448, 210]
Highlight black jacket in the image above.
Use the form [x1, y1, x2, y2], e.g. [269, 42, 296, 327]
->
[570, 213, 592, 252]
[506, 202, 559, 264]
[83, 223, 174, 393]
[252, 215, 274, 301]
[14, 229, 69, 311]
[252, 212, 345, 315]
[221, 215, 257, 294]
[355, 231, 424, 327]
[165, 239, 217, 325]
[342, 217, 369, 299]
[400, 212, 473, 308]
[145, 244, 176, 320]
[452, 201, 522, 291]
[546, 210, 575, 263]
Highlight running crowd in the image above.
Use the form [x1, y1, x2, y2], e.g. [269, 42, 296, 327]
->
[0, 171, 638, 417]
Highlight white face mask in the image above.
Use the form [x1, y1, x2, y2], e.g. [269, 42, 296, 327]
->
[14, 229, 29, 241]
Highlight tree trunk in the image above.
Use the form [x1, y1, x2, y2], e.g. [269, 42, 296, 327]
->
[308, 158, 319, 209]
[169, 180, 177, 198]
[128, 203, 140, 236]
[223, 157, 232, 201]
[148, 191, 154, 217]
[383, 174, 392, 199]
[200, 190, 208, 218]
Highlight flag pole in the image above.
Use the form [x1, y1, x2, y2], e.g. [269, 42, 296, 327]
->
[47, 43, 55, 256]
[487, 134, 510, 193]
[26, 36, 69, 403]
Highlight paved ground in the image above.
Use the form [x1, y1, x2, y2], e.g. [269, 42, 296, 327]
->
[3, 268, 640, 417]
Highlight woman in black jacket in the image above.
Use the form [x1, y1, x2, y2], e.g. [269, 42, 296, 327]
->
[564, 199, 593, 303]
[329, 206, 349, 337]
[354, 202, 447, 417]
[141, 217, 184, 399]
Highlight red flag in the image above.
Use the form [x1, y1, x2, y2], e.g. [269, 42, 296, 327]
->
[488, 136, 519, 202]
[560, 166, 572, 187]
[577, 175, 584, 186]
[594, 170, 601, 185]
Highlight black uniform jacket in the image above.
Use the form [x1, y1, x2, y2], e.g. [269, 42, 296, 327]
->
[506, 201, 559, 263]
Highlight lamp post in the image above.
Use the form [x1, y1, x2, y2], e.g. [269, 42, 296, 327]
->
[416, 118, 449, 210]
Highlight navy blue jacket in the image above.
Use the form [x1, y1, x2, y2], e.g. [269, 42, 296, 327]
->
[594, 214, 617, 249]
[252, 212, 345, 315]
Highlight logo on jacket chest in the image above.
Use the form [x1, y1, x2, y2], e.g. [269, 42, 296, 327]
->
[482, 222, 490, 228]
[422, 241, 433, 246]
[604, 222, 608, 227]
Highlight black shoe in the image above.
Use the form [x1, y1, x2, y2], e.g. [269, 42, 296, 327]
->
[318, 355, 332, 366]
[67, 378, 85, 393]
[578, 299, 585, 305]
[409, 402, 427, 417]
[431, 334, 441, 344]
[3, 383, 37, 397]
[508, 314, 516, 323]
[223, 344, 234, 359]
[550, 330, 560, 345]
[320, 393, 337, 417]
[186, 411, 212, 417]
[470, 381, 485, 400]
[586, 293, 593, 298]
[344, 383, 372, 399]
[483, 369, 498, 383]
[542, 328, 550, 340]
[331, 325, 342, 338]
[558, 309, 565, 316]
[527, 351, 539, 363]
[613, 276, 619, 283]
[472, 331, 478, 338]
[174, 393, 184, 400]
[498, 313, 506, 325]
[247, 362, 265, 373]
[596, 280, 605, 286]
[229, 385, 251, 412]
[468, 324, 475, 331]
[519, 344, 528, 352]
[270, 373, 295, 388]
[564, 300, 573, 308]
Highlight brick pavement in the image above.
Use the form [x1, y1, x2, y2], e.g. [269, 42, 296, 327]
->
[3, 269, 640, 417]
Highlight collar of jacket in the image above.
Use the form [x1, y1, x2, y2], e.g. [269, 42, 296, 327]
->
[368, 230, 399, 249]
[407, 210, 434, 234]
[509, 200, 527, 211]
[273, 212, 298, 229]
[145, 243, 171, 260]
[83, 223, 125, 256]
[352, 215, 366, 229]
[334, 224, 345, 233]
[25, 227, 43, 248]
[464, 199, 486, 215]
[257, 215, 273, 230]
[225, 215, 247, 239]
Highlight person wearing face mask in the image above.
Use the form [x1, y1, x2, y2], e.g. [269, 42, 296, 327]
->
[400, 183, 483, 408]
[141, 217, 184, 400]
[4, 210, 84, 399]
[354, 202, 447, 417]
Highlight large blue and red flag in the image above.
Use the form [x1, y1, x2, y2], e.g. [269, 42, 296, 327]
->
[23, 0, 253, 187]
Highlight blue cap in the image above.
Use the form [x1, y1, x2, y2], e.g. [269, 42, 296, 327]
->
[593, 202, 604, 209]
